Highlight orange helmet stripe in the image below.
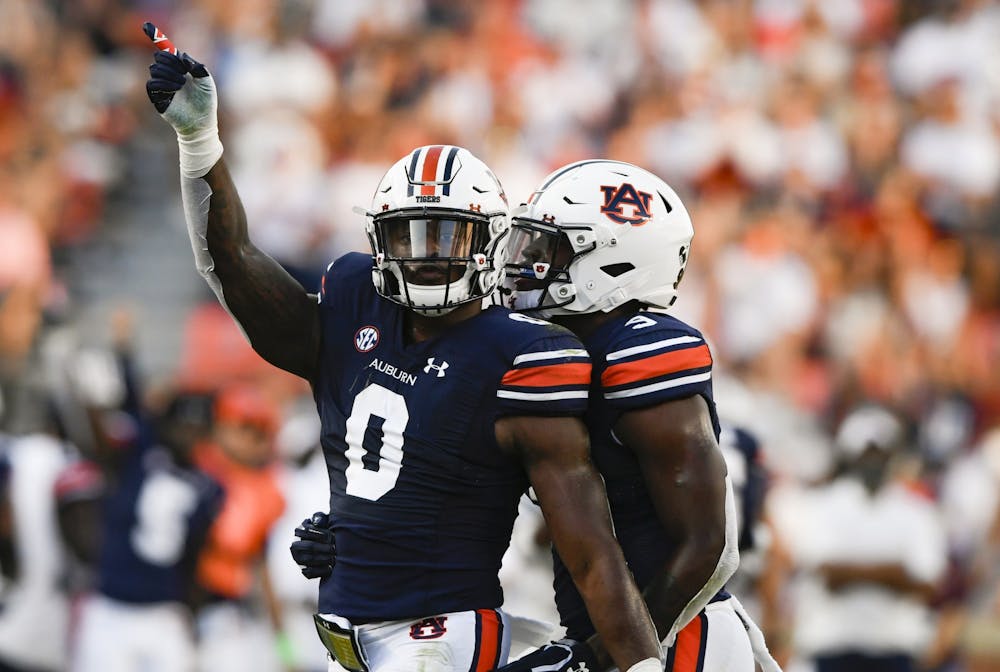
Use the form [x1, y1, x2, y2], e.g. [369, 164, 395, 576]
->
[420, 145, 444, 195]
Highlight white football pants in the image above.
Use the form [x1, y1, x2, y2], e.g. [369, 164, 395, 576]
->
[324, 609, 511, 672]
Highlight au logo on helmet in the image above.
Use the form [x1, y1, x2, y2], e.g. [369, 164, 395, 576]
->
[600, 182, 653, 226]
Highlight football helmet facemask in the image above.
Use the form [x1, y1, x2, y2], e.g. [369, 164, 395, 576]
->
[363, 145, 509, 316]
[502, 160, 693, 317]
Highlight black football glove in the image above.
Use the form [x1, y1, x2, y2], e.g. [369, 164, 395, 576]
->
[142, 22, 217, 135]
[290, 511, 335, 579]
[493, 639, 599, 672]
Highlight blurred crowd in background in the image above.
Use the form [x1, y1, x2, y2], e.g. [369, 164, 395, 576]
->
[1, 0, 1000, 671]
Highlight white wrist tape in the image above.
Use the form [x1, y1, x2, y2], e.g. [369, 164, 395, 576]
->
[177, 128, 223, 179]
[625, 658, 662, 672]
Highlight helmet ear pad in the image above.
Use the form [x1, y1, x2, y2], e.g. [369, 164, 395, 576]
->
[364, 145, 510, 315]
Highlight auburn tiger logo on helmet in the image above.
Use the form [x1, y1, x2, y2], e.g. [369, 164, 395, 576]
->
[600, 183, 654, 226]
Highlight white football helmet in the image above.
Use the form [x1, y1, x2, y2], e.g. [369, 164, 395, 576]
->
[502, 160, 693, 317]
[363, 145, 510, 315]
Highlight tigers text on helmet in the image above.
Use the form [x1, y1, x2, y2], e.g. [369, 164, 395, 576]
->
[502, 160, 693, 318]
[362, 145, 510, 316]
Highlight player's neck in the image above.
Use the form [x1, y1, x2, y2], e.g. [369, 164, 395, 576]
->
[404, 301, 482, 344]
[553, 304, 639, 339]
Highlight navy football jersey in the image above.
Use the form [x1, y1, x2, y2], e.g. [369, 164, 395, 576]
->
[718, 424, 767, 552]
[98, 438, 223, 604]
[314, 253, 591, 621]
[552, 311, 724, 641]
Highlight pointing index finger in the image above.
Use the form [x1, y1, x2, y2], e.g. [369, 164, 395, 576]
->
[142, 21, 178, 55]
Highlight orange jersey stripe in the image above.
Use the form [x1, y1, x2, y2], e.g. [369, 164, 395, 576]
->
[670, 612, 705, 672]
[602, 344, 711, 388]
[501, 362, 591, 388]
[420, 145, 444, 196]
[474, 609, 501, 672]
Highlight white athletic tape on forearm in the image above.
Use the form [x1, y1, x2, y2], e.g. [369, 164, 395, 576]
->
[662, 473, 741, 648]
[180, 174, 233, 313]
[625, 658, 662, 672]
[180, 174, 253, 348]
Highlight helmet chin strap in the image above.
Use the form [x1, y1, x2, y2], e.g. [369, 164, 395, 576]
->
[409, 303, 459, 317]
[388, 261, 481, 316]
[596, 287, 630, 312]
[507, 287, 573, 319]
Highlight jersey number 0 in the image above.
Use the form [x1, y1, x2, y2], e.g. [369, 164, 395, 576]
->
[344, 384, 408, 501]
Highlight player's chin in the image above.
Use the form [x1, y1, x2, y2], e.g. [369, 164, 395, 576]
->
[514, 278, 545, 291]
[405, 265, 460, 286]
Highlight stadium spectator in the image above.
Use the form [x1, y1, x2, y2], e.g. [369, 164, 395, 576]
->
[770, 405, 947, 672]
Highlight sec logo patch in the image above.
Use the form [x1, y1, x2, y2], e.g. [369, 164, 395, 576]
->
[354, 326, 380, 352]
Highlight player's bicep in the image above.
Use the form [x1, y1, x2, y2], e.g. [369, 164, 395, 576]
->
[615, 395, 728, 539]
[218, 243, 321, 379]
[497, 415, 618, 571]
[201, 161, 320, 379]
[498, 414, 591, 502]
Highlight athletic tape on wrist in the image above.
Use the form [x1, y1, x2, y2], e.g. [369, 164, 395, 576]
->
[178, 129, 223, 179]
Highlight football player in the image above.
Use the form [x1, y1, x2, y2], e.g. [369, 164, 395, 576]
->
[717, 424, 769, 557]
[143, 25, 662, 672]
[71, 353, 224, 672]
[192, 385, 287, 672]
[498, 161, 782, 672]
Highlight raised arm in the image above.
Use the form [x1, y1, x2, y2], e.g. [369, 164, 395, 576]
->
[495, 415, 662, 672]
[143, 23, 319, 380]
[608, 394, 737, 648]
[198, 160, 320, 379]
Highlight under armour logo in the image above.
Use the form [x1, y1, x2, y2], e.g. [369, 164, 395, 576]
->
[424, 358, 449, 377]
[569, 664, 589, 672]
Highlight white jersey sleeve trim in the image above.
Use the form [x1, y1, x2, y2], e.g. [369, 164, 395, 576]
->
[497, 390, 590, 401]
[604, 371, 711, 399]
[605, 335, 702, 362]
[511, 349, 589, 366]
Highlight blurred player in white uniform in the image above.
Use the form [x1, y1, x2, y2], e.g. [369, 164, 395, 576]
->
[0, 432, 72, 672]
[267, 411, 329, 672]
